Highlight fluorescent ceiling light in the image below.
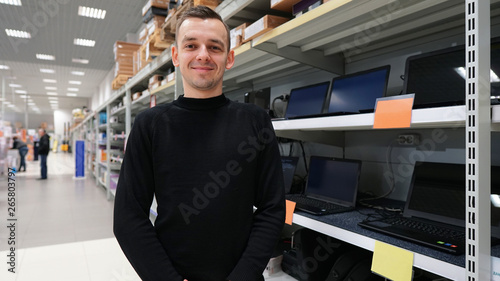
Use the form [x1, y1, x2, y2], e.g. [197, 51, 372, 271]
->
[40, 68, 55, 74]
[78, 6, 106, 19]
[36, 54, 55, 61]
[7, 104, 15, 108]
[0, 65, 9, 70]
[49, 100, 58, 104]
[74, 38, 95, 47]
[67, 93, 78, 97]
[71, 71, 85, 76]
[3, 101, 10, 104]
[43, 79, 57, 83]
[46, 92, 58, 96]
[68, 88, 79, 91]
[19, 95, 28, 99]
[0, 0, 22, 6]
[28, 102, 35, 106]
[48, 97, 58, 100]
[5, 29, 30, 38]
[9, 83, 21, 88]
[69, 80, 81, 85]
[15, 90, 26, 94]
[72, 58, 89, 64]
[45, 86, 57, 90]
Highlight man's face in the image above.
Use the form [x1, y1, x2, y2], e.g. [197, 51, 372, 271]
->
[172, 17, 234, 96]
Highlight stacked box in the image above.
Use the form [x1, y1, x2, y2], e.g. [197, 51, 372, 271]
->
[112, 41, 141, 90]
[230, 23, 249, 50]
[244, 15, 290, 42]
[149, 74, 164, 91]
[270, 0, 302, 13]
[142, 0, 170, 15]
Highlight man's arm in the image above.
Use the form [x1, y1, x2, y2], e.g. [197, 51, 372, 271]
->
[113, 111, 183, 281]
[227, 116, 286, 281]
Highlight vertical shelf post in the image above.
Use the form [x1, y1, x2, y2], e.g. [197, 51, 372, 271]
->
[106, 104, 111, 200]
[465, 0, 491, 280]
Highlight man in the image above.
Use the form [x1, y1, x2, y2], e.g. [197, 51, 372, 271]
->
[12, 136, 28, 172]
[37, 129, 50, 179]
[113, 6, 285, 281]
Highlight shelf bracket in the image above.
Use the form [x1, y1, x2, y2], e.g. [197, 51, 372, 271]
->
[253, 42, 345, 75]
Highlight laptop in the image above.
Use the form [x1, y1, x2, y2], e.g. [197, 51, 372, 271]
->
[326, 65, 391, 115]
[358, 161, 500, 255]
[287, 65, 391, 119]
[403, 37, 500, 109]
[280, 82, 331, 120]
[281, 156, 299, 194]
[286, 156, 361, 215]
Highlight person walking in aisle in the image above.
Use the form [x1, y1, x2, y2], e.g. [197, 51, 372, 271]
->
[37, 129, 50, 180]
[114, 6, 285, 281]
[12, 136, 28, 172]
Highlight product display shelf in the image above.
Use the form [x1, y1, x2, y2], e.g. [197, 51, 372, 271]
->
[290, 211, 467, 281]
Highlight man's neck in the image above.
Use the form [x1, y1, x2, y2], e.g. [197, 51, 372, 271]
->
[183, 85, 223, 99]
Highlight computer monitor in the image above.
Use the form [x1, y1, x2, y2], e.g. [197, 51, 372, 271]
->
[244, 87, 270, 111]
[284, 82, 331, 119]
[326, 65, 391, 114]
[403, 38, 500, 108]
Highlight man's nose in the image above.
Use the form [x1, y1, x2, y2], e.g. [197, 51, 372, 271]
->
[196, 45, 210, 61]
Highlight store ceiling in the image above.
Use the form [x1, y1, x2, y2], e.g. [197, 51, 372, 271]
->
[0, 0, 145, 115]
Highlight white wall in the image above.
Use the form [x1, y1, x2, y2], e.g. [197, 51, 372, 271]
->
[54, 109, 73, 142]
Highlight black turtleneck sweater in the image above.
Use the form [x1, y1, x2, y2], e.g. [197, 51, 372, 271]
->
[114, 94, 285, 281]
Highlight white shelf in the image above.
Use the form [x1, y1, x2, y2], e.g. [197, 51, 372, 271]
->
[291, 214, 465, 281]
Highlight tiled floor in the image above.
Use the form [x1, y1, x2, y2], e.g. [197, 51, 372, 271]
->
[0, 153, 141, 281]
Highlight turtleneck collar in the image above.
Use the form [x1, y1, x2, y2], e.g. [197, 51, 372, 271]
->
[173, 94, 229, 111]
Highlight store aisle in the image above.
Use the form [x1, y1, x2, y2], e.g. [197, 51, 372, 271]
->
[0, 153, 140, 281]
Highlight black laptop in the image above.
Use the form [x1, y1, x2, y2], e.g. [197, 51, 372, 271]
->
[359, 161, 500, 255]
[281, 156, 299, 194]
[281, 81, 331, 119]
[326, 65, 391, 115]
[286, 156, 361, 215]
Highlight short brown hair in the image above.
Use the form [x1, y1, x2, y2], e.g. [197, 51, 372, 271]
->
[175, 5, 231, 52]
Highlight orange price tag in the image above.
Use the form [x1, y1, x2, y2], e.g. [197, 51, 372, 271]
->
[285, 200, 296, 225]
[373, 94, 414, 129]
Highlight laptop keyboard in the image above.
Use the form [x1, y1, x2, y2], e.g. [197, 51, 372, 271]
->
[387, 217, 465, 241]
[287, 195, 350, 212]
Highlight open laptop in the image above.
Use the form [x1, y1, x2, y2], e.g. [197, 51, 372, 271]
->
[358, 161, 500, 255]
[279, 81, 331, 120]
[286, 156, 361, 215]
[281, 156, 299, 194]
[326, 65, 391, 115]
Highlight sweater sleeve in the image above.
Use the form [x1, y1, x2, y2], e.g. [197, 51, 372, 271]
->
[227, 115, 286, 281]
[113, 110, 183, 281]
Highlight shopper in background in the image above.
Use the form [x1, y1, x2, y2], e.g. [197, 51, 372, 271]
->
[114, 6, 285, 281]
[37, 129, 50, 180]
[12, 136, 28, 172]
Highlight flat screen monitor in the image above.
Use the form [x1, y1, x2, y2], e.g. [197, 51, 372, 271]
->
[284, 82, 331, 119]
[403, 38, 500, 108]
[327, 65, 391, 114]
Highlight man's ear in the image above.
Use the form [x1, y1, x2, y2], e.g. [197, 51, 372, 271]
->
[172, 44, 179, 67]
[225, 49, 235, 70]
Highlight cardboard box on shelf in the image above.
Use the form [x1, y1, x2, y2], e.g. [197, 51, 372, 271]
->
[113, 41, 141, 61]
[142, 0, 170, 16]
[271, 0, 302, 13]
[230, 23, 249, 50]
[132, 92, 142, 101]
[149, 74, 164, 86]
[244, 15, 290, 42]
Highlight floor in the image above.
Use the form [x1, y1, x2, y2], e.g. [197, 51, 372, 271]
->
[0, 152, 141, 281]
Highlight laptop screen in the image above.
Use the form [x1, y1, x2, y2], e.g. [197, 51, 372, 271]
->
[306, 156, 361, 205]
[405, 162, 500, 234]
[281, 156, 299, 194]
[327, 65, 390, 114]
[403, 38, 500, 108]
[284, 82, 330, 119]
